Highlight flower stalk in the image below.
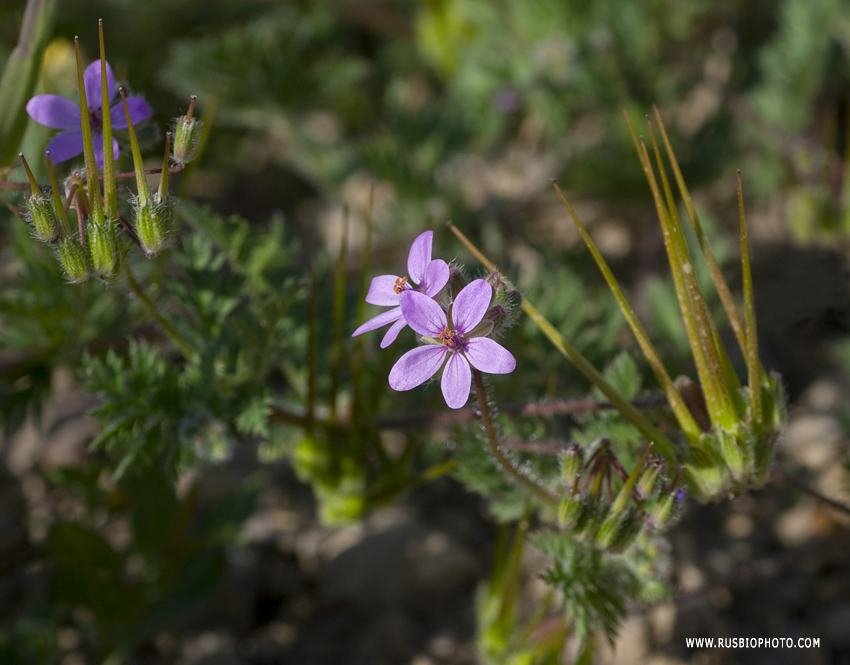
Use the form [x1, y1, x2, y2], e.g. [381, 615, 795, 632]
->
[472, 369, 558, 508]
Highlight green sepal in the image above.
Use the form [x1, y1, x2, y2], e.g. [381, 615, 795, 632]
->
[686, 441, 729, 500]
[608, 508, 645, 553]
[593, 510, 627, 550]
[173, 97, 202, 164]
[88, 220, 117, 278]
[57, 238, 89, 283]
[561, 444, 583, 485]
[135, 195, 174, 257]
[27, 194, 58, 242]
[637, 461, 663, 499]
[649, 493, 677, 528]
[558, 491, 583, 528]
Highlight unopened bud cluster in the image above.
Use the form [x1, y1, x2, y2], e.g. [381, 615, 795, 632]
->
[20, 84, 199, 280]
[558, 440, 684, 553]
[682, 372, 786, 499]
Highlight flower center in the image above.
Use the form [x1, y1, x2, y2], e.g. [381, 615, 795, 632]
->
[393, 276, 409, 294]
[439, 326, 457, 348]
[88, 107, 103, 132]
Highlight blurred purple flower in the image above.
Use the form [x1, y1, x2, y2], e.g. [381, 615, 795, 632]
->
[26, 59, 151, 167]
[389, 279, 516, 409]
[352, 230, 449, 348]
[491, 89, 522, 113]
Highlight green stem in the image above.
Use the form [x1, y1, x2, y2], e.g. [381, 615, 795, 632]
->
[738, 173, 763, 435]
[552, 181, 701, 444]
[124, 260, 193, 358]
[473, 369, 559, 508]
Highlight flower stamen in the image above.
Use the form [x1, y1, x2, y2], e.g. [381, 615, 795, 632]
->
[439, 326, 457, 348]
[393, 276, 409, 294]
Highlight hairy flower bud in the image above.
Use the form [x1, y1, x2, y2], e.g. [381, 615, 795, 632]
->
[594, 510, 626, 549]
[27, 194, 59, 242]
[649, 492, 678, 528]
[607, 508, 644, 552]
[172, 97, 202, 165]
[135, 195, 174, 257]
[637, 458, 664, 498]
[558, 490, 583, 528]
[561, 443, 584, 485]
[57, 238, 89, 283]
[88, 221, 117, 278]
[595, 507, 643, 552]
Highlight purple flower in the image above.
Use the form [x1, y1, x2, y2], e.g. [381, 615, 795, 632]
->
[26, 59, 151, 167]
[389, 279, 516, 409]
[352, 230, 450, 348]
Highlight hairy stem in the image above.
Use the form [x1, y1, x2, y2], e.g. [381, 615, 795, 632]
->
[472, 369, 558, 508]
[124, 261, 193, 358]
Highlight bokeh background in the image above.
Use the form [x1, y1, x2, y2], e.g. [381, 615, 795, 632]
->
[2, 0, 850, 663]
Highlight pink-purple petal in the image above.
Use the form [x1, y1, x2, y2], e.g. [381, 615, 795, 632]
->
[422, 259, 450, 297]
[93, 134, 119, 168]
[26, 95, 81, 129]
[84, 59, 116, 109]
[399, 290, 446, 337]
[44, 129, 85, 163]
[110, 96, 151, 129]
[463, 338, 516, 375]
[407, 230, 433, 285]
[389, 345, 447, 391]
[452, 279, 493, 335]
[365, 274, 402, 307]
[380, 317, 408, 348]
[441, 351, 472, 409]
[352, 307, 402, 337]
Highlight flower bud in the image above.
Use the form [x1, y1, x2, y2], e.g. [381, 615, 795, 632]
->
[135, 196, 174, 257]
[594, 510, 626, 549]
[88, 221, 117, 278]
[561, 444, 584, 485]
[637, 458, 664, 498]
[558, 490, 583, 528]
[608, 509, 644, 552]
[649, 492, 678, 528]
[57, 238, 89, 283]
[26, 194, 59, 243]
[573, 499, 601, 539]
[172, 97, 202, 165]
[596, 507, 644, 552]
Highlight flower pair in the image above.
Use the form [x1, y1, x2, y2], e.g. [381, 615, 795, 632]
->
[354, 231, 516, 409]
